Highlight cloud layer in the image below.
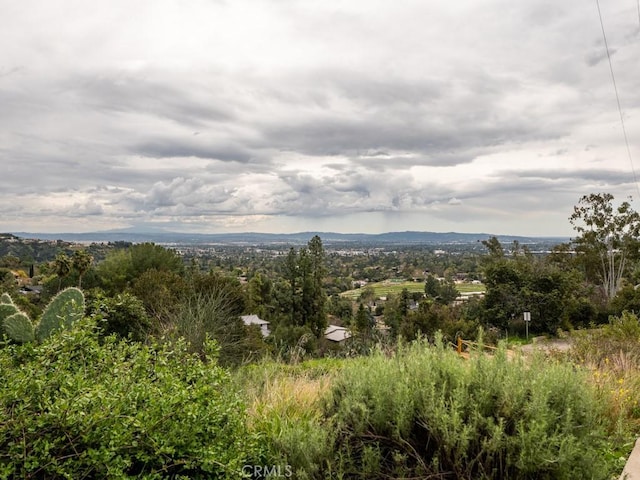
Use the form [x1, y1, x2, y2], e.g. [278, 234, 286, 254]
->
[1, 0, 639, 235]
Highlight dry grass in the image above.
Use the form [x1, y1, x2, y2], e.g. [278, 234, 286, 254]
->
[584, 353, 640, 439]
[246, 373, 331, 428]
[235, 360, 339, 476]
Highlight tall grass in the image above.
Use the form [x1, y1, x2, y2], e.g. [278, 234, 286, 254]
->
[571, 311, 640, 444]
[241, 336, 626, 479]
[236, 359, 340, 479]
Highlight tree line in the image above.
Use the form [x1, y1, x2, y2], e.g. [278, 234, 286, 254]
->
[2, 193, 640, 363]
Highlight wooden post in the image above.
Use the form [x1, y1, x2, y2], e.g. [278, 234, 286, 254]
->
[457, 336, 463, 355]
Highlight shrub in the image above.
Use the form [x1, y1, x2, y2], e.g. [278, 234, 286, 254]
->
[238, 359, 337, 480]
[86, 290, 151, 341]
[316, 337, 613, 479]
[0, 318, 256, 479]
[571, 312, 640, 443]
[572, 311, 640, 368]
[168, 291, 254, 366]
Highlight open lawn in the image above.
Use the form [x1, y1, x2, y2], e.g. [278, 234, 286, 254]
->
[340, 279, 486, 300]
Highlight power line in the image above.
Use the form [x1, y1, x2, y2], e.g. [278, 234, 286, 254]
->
[595, 0, 640, 199]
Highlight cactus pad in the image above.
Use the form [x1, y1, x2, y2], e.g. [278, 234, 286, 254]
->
[0, 292, 13, 305]
[36, 287, 85, 341]
[4, 312, 35, 343]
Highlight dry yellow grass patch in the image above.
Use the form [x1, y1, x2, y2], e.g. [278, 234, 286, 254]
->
[247, 374, 331, 427]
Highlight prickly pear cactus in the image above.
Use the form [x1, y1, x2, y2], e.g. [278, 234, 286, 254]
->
[0, 302, 19, 338]
[36, 287, 85, 342]
[3, 312, 35, 343]
[0, 292, 13, 305]
[0, 303, 18, 321]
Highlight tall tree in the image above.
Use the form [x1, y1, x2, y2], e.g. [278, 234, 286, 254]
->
[306, 235, 327, 335]
[482, 236, 505, 259]
[570, 193, 640, 301]
[247, 272, 273, 320]
[355, 302, 374, 337]
[73, 250, 93, 288]
[277, 236, 328, 336]
[53, 252, 72, 292]
[283, 247, 299, 325]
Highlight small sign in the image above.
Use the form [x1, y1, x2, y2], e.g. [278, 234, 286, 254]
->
[523, 311, 531, 339]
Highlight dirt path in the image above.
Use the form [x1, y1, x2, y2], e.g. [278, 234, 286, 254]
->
[518, 337, 572, 354]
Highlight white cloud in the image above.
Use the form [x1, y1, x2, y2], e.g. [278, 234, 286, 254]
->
[0, 0, 639, 236]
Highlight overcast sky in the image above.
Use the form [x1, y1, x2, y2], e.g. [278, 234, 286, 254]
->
[1, 0, 639, 236]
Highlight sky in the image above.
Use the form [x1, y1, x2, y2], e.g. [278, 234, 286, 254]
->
[1, 0, 639, 237]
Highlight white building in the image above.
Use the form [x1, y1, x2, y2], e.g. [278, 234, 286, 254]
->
[324, 325, 352, 343]
[241, 314, 270, 337]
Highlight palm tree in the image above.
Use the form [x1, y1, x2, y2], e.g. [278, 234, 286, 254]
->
[73, 250, 93, 288]
[54, 252, 72, 292]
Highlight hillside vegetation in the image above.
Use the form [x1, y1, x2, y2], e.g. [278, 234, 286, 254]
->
[2, 193, 640, 477]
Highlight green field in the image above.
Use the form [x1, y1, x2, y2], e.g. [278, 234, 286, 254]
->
[339, 279, 486, 300]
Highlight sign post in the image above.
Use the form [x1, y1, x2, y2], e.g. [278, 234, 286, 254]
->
[523, 311, 531, 339]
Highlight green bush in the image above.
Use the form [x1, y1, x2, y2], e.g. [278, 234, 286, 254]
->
[86, 290, 152, 341]
[572, 311, 640, 368]
[169, 291, 255, 366]
[0, 318, 257, 479]
[284, 337, 614, 479]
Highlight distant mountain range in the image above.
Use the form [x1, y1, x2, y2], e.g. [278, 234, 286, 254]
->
[11, 229, 569, 246]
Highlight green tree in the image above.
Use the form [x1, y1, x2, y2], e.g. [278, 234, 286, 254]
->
[382, 292, 406, 339]
[0, 268, 15, 292]
[97, 243, 184, 294]
[0, 255, 21, 269]
[72, 249, 93, 288]
[247, 272, 273, 320]
[129, 243, 184, 278]
[130, 269, 186, 329]
[189, 271, 246, 316]
[95, 249, 131, 293]
[358, 285, 376, 305]
[436, 278, 459, 305]
[424, 275, 440, 298]
[481, 260, 525, 330]
[481, 238, 586, 333]
[277, 237, 328, 337]
[170, 290, 251, 366]
[283, 247, 299, 325]
[354, 302, 373, 337]
[53, 252, 72, 292]
[570, 193, 640, 301]
[305, 235, 327, 336]
[327, 294, 354, 323]
[482, 236, 505, 258]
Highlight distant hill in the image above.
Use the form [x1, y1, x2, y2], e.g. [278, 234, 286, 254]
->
[11, 229, 568, 246]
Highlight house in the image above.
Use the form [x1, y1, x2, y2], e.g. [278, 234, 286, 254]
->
[241, 314, 270, 337]
[19, 285, 43, 296]
[324, 325, 352, 343]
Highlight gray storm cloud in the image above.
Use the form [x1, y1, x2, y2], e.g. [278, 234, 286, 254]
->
[0, 0, 638, 235]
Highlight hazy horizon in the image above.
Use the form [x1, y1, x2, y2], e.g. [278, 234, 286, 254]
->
[10, 226, 570, 241]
